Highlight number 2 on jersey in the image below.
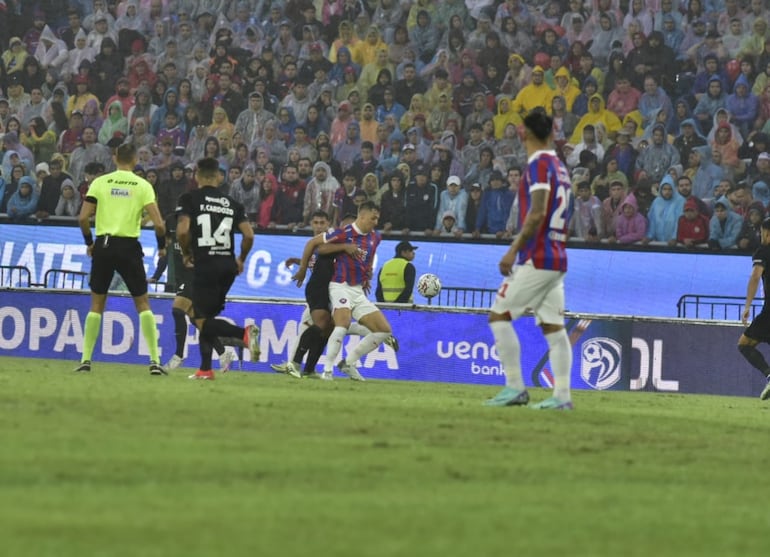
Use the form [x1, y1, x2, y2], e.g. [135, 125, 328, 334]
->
[549, 184, 571, 231]
[197, 214, 233, 249]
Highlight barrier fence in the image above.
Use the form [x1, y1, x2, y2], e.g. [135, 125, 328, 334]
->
[0, 289, 763, 398]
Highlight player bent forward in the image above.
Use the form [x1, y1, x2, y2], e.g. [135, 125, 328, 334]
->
[295, 201, 391, 381]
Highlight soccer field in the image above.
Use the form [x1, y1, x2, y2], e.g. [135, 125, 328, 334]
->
[1, 357, 768, 557]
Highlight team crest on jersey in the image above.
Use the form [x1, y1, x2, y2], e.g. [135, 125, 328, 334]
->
[580, 337, 622, 390]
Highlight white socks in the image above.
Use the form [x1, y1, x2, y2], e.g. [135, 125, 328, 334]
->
[490, 321, 524, 391]
[323, 326, 348, 372]
[545, 329, 572, 401]
[345, 331, 389, 364]
[347, 322, 371, 336]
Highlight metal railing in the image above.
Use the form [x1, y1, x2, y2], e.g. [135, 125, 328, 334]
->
[676, 294, 763, 321]
[0, 265, 32, 288]
[428, 286, 498, 308]
[44, 268, 89, 289]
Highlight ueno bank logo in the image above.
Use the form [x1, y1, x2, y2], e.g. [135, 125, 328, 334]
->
[580, 337, 622, 390]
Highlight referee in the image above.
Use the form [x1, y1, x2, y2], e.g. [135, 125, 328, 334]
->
[76, 143, 167, 375]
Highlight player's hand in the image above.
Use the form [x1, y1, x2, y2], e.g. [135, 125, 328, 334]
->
[157, 248, 166, 258]
[742, 307, 751, 325]
[183, 254, 194, 268]
[236, 257, 244, 275]
[498, 250, 517, 276]
[292, 266, 307, 286]
[284, 257, 301, 267]
[342, 244, 364, 258]
[87, 245, 94, 258]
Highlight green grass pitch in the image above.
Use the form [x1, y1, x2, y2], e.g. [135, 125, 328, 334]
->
[1, 357, 769, 557]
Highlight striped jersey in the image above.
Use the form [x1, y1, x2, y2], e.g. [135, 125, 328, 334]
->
[517, 149, 572, 272]
[325, 223, 381, 286]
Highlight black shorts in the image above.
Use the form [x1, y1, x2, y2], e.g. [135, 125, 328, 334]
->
[305, 276, 330, 312]
[745, 307, 770, 343]
[89, 237, 147, 297]
[191, 258, 238, 319]
[176, 267, 194, 300]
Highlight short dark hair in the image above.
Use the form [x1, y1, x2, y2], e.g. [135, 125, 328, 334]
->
[361, 141, 373, 150]
[196, 157, 220, 178]
[523, 108, 553, 141]
[358, 200, 380, 213]
[762, 217, 770, 231]
[115, 143, 136, 164]
[311, 210, 330, 220]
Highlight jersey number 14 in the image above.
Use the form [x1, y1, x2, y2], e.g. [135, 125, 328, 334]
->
[197, 214, 233, 249]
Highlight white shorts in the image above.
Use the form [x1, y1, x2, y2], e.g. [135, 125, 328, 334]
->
[490, 260, 566, 325]
[329, 282, 380, 322]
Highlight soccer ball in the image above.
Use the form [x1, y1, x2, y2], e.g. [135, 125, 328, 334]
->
[416, 273, 442, 298]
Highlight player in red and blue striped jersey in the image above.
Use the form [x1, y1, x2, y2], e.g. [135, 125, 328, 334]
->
[325, 216, 381, 286]
[294, 201, 392, 381]
[484, 108, 575, 410]
[517, 146, 571, 272]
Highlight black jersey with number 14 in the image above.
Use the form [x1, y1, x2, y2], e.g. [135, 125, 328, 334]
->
[176, 186, 247, 264]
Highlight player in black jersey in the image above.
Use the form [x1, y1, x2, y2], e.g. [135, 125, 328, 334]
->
[739, 217, 770, 400]
[163, 213, 239, 373]
[176, 157, 260, 381]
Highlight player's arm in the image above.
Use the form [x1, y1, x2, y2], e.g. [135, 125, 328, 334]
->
[78, 198, 97, 257]
[236, 221, 254, 274]
[144, 201, 167, 257]
[742, 263, 764, 325]
[499, 189, 548, 276]
[292, 233, 327, 286]
[177, 214, 192, 264]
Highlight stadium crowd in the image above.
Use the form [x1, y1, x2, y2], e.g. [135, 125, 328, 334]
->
[1, 0, 770, 251]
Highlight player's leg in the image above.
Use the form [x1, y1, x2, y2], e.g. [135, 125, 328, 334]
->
[167, 295, 192, 368]
[323, 283, 354, 379]
[296, 308, 332, 376]
[483, 268, 534, 406]
[530, 272, 573, 410]
[738, 324, 770, 399]
[346, 307, 391, 366]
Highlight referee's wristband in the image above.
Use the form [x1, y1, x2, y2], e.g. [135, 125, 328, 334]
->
[156, 234, 165, 250]
[83, 232, 94, 247]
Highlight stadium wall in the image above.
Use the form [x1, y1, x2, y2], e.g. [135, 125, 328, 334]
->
[0, 290, 760, 398]
[0, 223, 751, 317]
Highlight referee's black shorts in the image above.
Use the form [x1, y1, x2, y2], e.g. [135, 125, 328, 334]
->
[305, 276, 331, 312]
[89, 236, 148, 296]
[191, 258, 238, 319]
[745, 307, 770, 343]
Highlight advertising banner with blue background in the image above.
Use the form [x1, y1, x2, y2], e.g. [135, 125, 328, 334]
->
[0, 223, 752, 317]
[0, 290, 760, 397]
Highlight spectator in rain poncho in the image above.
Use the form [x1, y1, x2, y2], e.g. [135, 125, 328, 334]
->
[642, 175, 685, 246]
[54, 178, 82, 217]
